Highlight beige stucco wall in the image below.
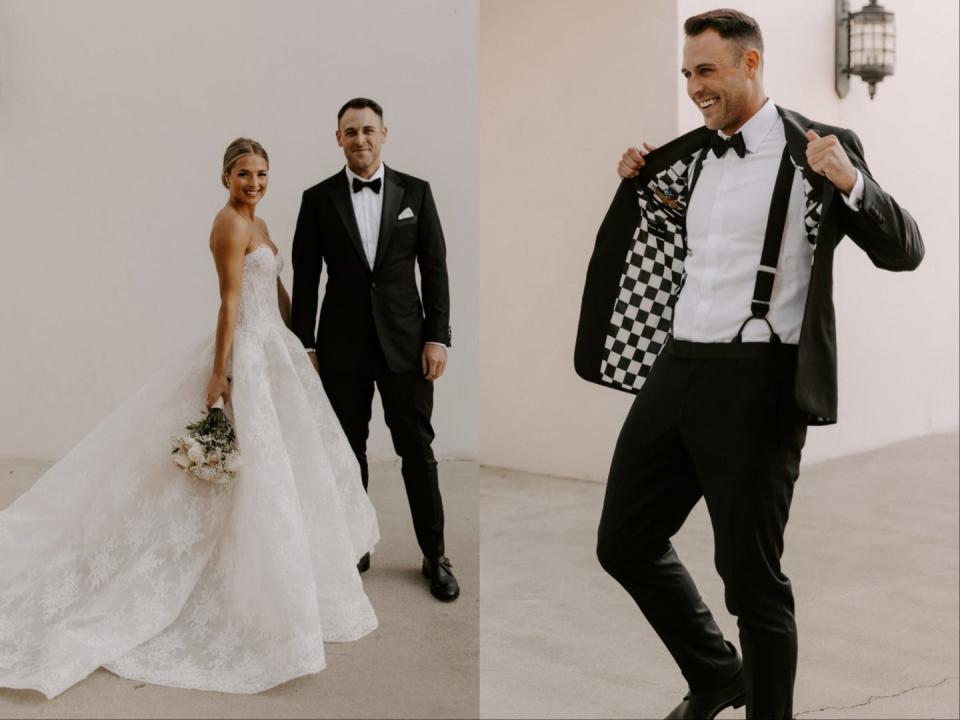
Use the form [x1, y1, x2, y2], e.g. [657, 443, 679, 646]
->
[0, 0, 479, 460]
[480, 0, 681, 480]
[481, 0, 959, 479]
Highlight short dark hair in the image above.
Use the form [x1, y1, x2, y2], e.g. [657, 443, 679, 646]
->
[684, 8, 764, 60]
[337, 97, 384, 124]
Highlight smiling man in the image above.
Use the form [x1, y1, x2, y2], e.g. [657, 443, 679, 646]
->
[574, 9, 923, 720]
[291, 98, 458, 602]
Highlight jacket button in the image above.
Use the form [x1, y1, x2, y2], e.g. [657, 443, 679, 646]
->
[371, 281, 377, 288]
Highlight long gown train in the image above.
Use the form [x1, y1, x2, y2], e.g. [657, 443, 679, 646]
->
[0, 245, 378, 698]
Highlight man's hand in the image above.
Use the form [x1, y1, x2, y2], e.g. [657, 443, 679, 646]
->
[422, 344, 447, 382]
[805, 130, 857, 196]
[307, 352, 320, 373]
[617, 142, 657, 178]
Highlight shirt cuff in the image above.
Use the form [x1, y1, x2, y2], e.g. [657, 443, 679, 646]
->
[841, 169, 864, 211]
[304, 348, 316, 353]
[425, 341, 448, 348]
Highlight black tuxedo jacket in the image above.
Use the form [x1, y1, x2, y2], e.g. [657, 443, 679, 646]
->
[575, 106, 924, 425]
[291, 165, 451, 374]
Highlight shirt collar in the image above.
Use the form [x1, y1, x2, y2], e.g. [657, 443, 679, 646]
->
[718, 98, 777, 154]
[344, 162, 385, 186]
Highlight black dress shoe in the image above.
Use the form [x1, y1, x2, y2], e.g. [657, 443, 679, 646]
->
[664, 670, 745, 719]
[421, 556, 460, 601]
[357, 553, 370, 574]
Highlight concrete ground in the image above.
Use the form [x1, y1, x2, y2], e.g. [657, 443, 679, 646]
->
[0, 459, 478, 719]
[481, 433, 959, 720]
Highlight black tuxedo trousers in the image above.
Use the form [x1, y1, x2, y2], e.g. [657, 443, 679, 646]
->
[597, 340, 808, 720]
[319, 327, 445, 559]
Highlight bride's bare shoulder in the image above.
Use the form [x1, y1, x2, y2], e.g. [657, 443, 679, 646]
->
[210, 208, 251, 254]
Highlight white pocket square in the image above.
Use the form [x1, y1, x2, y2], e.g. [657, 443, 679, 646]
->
[397, 207, 415, 220]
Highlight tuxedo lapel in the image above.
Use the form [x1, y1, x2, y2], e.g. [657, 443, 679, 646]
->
[632, 126, 712, 188]
[374, 167, 404, 271]
[331, 171, 372, 272]
[779, 106, 833, 247]
[779, 109, 812, 177]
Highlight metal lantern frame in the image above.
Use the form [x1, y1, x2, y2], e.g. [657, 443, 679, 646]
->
[836, 0, 896, 99]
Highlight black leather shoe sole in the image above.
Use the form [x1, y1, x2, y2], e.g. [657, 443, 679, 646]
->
[357, 553, 370, 574]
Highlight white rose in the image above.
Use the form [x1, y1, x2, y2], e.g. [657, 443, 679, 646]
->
[224, 454, 242, 473]
[173, 452, 191, 468]
[201, 466, 230, 485]
[187, 442, 205, 463]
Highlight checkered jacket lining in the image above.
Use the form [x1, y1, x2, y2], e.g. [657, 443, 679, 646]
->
[600, 156, 695, 392]
[599, 154, 823, 394]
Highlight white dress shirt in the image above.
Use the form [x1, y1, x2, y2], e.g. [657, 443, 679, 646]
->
[673, 99, 862, 344]
[344, 163, 385, 268]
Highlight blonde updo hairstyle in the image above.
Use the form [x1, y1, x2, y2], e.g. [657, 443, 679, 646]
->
[221, 137, 269, 188]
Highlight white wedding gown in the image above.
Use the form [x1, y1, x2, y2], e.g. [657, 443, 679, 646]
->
[0, 245, 379, 698]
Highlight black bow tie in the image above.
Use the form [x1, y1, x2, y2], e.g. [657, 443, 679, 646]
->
[352, 177, 382, 194]
[710, 132, 747, 158]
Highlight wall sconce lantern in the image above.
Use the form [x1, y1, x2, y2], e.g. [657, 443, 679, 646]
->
[836, 0, 896, 99]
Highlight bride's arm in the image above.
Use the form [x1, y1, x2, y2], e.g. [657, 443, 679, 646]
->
[277, 278, 292, 328]
[207, 217, 248, 407]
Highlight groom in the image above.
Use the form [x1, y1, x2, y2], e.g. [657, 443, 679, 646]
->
[290, 97, 458, 601]
[576, 9, 922, 719]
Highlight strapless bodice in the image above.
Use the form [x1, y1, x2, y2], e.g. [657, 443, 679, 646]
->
[235, 245, 284, 333]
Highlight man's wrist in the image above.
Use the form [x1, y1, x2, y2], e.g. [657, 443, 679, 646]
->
[841, 169, 865, 211]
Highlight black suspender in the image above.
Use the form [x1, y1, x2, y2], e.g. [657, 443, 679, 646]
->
[679, 148, 708, 258]
[687, 147, 709, 198]
[732, 147, 796, 344]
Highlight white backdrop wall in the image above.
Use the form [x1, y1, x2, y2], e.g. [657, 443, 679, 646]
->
[0, 0, 479, 461]
[480, 0, 959, 479]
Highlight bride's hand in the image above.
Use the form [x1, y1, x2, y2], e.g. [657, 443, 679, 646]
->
[206, 373, 230, 408]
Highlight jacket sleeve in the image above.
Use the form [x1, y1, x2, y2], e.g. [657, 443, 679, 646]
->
[290, 190, 324, 349]
[416, 182, 452, 346]
[836, 129, 924, 271]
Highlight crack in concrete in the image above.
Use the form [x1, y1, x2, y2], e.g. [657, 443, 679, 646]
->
[794, 675, 959, 717]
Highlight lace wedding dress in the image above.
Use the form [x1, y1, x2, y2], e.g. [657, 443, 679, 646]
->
[0, 245, 378, 698]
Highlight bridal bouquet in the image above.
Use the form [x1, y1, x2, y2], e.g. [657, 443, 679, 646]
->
[171, 398, 241, 484]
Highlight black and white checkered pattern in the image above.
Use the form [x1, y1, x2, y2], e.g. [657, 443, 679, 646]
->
[787, 156, 824, 248]
[600, 158, 694, 392]
[802, 177, 823, 246]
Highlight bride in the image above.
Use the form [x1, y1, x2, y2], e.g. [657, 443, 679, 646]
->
[0, 138, 379, 698]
